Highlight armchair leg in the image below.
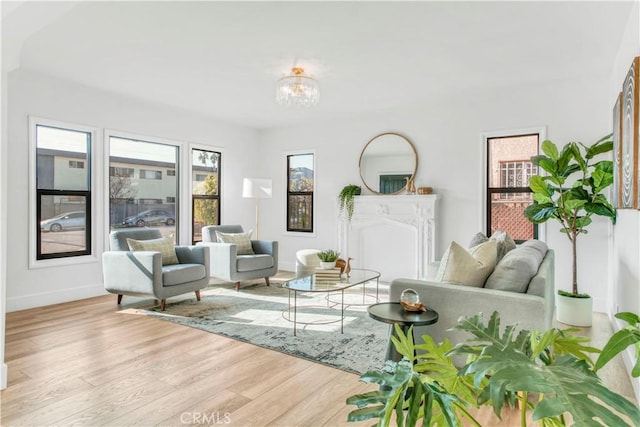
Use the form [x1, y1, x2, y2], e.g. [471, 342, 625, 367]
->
[117, 294, 123, 304]
[195, 290, 201, 301]
[235, 282, 240, 291]
[265, 277, 270, 287]
[160, 299, 166, 311]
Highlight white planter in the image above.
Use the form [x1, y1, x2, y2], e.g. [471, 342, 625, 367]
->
[556, 293, 593, 327]
[319, 261, 336, 269]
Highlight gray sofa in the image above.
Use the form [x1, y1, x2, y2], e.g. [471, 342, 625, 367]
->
[389, 241, 555, 347]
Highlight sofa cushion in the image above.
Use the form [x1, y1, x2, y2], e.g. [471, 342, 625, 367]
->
[520, 239, 548, 257]
[162, 264, 206, 286]
[236, 254, 273, 272]
[126, 237, 179, 266]
[484, 244, 545, 293]
[215, 230, 254, 255]
[436, 240, 497, 287]
[469, 230, 516, 262]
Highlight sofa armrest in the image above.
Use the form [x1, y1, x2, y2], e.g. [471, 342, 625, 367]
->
[251, 240, 277, 256]
[196, 242, 236, 280]
[175, 245, 210, 276]
[102, 251, 163, 296]
[390, 278, 549, 347]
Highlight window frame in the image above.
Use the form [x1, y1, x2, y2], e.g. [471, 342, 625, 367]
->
[104, 129, 182, 246]
[285, 150, 315, 235]
[29, 117, 100, 268]
[482, 127, 546, 242]
[189, 145, 222, 244]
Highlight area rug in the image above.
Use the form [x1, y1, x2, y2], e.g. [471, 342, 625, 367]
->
[141, 280, 391, 375]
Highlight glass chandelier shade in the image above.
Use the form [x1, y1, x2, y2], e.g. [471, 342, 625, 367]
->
[276, 67, 320, 107]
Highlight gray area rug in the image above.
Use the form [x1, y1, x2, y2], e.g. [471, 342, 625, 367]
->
[142, 280, 390, 375]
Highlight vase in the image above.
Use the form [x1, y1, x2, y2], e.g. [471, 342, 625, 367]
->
[319, 261, 336, 269]
[556, 293, 592, 327]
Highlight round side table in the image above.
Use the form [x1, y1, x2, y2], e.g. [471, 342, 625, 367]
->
[368, 302, 439, 362]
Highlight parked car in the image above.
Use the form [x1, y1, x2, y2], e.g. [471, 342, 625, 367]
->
[122, 209, 175, 227]
[40, 211, 86, 232]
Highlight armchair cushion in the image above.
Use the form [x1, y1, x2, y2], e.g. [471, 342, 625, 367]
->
[162, 264, 207, 286]
[126, 236, 179, 265]
[237, 254, 274, 272]
[215, 230, 254, 255]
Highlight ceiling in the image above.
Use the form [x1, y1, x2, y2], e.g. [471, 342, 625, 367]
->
[2, 1, 634, 130]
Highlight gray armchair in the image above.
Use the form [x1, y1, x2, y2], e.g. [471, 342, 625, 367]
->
[196, 225, 278, 291]
[102, 228, 210, 310]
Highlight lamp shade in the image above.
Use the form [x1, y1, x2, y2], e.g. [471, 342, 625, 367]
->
[242, 178, 272, 199]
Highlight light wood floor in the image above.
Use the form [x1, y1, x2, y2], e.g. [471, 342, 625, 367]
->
[1, 290, 635, 427]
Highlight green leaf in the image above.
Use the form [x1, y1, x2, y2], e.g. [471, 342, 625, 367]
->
[541, 140, 559, 160]
[584, 203, 616, 221]
[595, 329, 640, 371]
[346, 404, 386, 422]
[616, 312, 640, 325]
[586, 140, 614, 159]
[524, 203, 558, 223]
[529, 175, 550, 195]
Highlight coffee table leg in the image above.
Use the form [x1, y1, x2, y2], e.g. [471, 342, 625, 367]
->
[293, 290, 297, 337]
[341, 289, 345, 334]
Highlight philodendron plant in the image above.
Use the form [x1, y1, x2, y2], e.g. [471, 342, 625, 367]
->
[524, 135, 616, 297]
[346, 312, 640, 427]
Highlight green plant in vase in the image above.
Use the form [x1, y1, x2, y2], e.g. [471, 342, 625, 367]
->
[524, 135, 616, 326]
[338, 184, 362, 221]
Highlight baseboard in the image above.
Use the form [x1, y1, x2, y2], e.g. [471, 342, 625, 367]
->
[6, 283, 108, 312]
[0, 363, 7, 390]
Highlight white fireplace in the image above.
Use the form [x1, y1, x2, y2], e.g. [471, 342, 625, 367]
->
[337, 194, 438, 282]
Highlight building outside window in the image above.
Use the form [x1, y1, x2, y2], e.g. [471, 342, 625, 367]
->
[191, 148, 221, 243]
[287, 153, 314, 232]
[486, 133, 539, 241]
[34, 123, 92, 260]
[108, 135, 178, 240]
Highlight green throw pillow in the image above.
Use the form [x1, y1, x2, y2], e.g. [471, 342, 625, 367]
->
[215, 230, 254, 255]
[126, 237, 179, 266]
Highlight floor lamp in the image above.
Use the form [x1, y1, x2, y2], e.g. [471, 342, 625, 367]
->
[242, 178, 272, 239]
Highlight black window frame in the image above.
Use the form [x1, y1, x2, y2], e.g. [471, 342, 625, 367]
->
[191, 148, 221, 244]
[486, 133, 539, 240]
[286, 153, 314, 233]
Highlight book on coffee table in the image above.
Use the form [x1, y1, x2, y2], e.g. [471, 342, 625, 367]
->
[314, 267, 342, 281]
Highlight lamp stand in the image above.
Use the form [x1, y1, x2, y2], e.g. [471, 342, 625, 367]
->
[254, 199, 260, 239]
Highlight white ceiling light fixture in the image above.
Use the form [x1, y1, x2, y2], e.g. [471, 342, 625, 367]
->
[276, 67, 320, 107]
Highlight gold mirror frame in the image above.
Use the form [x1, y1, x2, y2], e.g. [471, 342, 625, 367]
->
[358, 132, 418, 194]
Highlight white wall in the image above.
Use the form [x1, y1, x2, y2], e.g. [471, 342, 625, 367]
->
[609, 0, 640, 402]
[5, 69, 260, 312]
[261, 74, 614, 312]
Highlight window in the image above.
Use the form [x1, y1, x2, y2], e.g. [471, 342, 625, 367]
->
[34, 123, 92, 260]
[287, 153, 314, 232]
[167, 169, 176, 176]
[191, 148, 221, 243]
[139, 169, 162, 180]
[486, 133, 539, 241]
[108, 135, 179, 240]
[68, 160, 84, 169]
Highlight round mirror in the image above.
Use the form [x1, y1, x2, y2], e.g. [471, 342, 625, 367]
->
[359, 132, 418, 194]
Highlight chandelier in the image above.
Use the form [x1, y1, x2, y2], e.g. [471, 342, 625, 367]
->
[276, 67, 320, 107]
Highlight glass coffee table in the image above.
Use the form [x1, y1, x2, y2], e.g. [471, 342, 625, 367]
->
[282, 268, 381, 336]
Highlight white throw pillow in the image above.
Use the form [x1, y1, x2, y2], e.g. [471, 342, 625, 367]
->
[215, 230, 254, 255]
[436, 240, 497, 287]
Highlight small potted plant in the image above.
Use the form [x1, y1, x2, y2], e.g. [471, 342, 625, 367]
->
[317, 249, 340, 269]
[338, 184, 362, 221]
[524, 135, 616, 326]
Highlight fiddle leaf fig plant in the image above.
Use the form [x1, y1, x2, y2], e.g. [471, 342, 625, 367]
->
[338, 184, 362, 221]
[524, 135, 617, 297]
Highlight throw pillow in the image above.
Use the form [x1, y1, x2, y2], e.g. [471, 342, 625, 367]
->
[126, 237, 179, 266]
[491, 230, 517, 261]
[484, 245, 545, 293]
[215, 230, 254, 255]
[468, 231, 516, 262]
[436, 240, 497, 287]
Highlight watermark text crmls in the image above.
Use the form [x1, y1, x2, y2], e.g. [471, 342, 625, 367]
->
[180, 411, 231, 425]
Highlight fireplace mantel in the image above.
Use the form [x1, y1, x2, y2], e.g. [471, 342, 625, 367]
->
[337, 194, 438, 281]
